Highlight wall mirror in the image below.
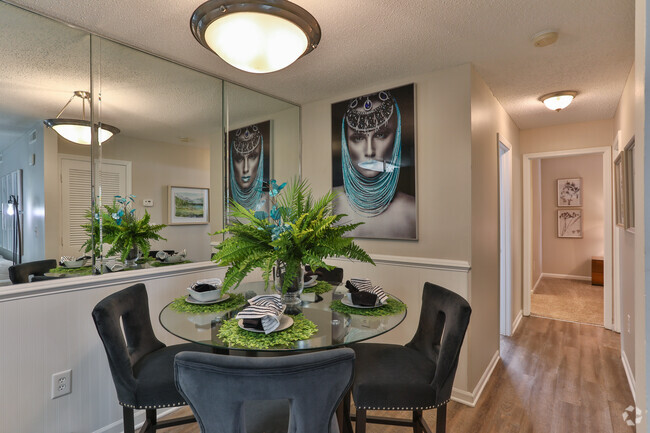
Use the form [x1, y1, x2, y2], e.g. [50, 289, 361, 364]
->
[0, 1, 301, 284]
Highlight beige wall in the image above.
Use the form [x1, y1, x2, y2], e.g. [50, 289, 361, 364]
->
[100, 136, 212, 262]
[521, 118, 614, 155]
[469, 68, 520, 386]
[538, 154, 604, 277]
[532, 159, 542, 285]
[614, 65, 636, 377]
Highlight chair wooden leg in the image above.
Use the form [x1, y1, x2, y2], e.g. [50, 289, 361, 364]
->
[123, 407, 135, 433]
[356, 408, 367, 433]
[413, 409, 424, 433]
[436, 404, 447, 433]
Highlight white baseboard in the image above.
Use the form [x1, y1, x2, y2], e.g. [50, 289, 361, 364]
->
[541, 273, 591, 282]
[621, 349, 636, 403]
[451, 350, 500, 407]
[532, 274, 542, 293]
[511, 310, 523, 335]
[93, 407, 181, 433]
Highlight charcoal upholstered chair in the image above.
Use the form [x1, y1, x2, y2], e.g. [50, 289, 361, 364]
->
[8, 259, 57, 283]
[351, 282, 471, 433]
[174, 348, 355, 433]
[92, 283, 212, 433]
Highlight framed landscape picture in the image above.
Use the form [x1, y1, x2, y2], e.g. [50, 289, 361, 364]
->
[557, 178, 582, 207]
[168, 186, 209, 225]
[557, 209, 582, 238]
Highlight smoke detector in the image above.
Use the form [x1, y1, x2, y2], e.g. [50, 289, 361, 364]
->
[532, 30, 558, 47]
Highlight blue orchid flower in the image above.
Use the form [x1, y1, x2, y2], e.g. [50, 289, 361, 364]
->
[270, 205, 281, 221]
[269, 180, 287, 197]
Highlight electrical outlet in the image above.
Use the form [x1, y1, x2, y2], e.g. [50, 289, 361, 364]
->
[51, 369, 72, 399]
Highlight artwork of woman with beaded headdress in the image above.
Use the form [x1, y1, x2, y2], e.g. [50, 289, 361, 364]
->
[332, 86, 416, 239]
[229, 123, 269, 214]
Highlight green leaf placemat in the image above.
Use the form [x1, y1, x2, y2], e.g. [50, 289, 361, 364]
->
[330, 298, 406, 316]
[48, 266, 93, 276]
[169, 293, 247, 314]
[218, 314, 318, 350]
[303, 280, 333, 295]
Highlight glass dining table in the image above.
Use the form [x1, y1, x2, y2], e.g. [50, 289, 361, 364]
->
[159, 280, 407, 433]
[159, 280, 407, 353]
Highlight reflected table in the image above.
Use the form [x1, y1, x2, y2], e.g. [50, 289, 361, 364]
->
[159, 281, 407, 433]
[159, 281, 406, 353]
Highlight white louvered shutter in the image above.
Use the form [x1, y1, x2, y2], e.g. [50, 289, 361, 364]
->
[60, 157, 130, 257]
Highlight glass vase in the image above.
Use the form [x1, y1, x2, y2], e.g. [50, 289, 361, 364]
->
[124, 246, 139, 268]
[274, 261, 305, 308]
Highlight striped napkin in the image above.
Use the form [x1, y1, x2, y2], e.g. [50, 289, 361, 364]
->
[236, 294, 285, 334]
[346, 278, 388, 306]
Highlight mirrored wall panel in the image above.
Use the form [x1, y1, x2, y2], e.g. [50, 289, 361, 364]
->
[0, 2, 91, 284]
[0, 1, 301, 284]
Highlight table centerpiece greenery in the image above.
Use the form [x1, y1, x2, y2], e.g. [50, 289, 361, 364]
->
[211, 179, 374, 296]
[82, 195, 167, 263]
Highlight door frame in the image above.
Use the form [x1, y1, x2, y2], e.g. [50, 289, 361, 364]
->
[498, 134, 513, 336]
[523, 146, 613, 329]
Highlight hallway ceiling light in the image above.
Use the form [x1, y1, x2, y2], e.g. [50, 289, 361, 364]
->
[44, 91, 120, 145]
[190, 0, 321, 74]
[539, 91, 578, 112]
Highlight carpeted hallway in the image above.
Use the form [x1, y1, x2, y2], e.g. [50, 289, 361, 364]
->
[531, 277, 604, 326]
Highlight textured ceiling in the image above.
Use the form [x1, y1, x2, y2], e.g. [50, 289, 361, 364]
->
[2, 0, 635, 131]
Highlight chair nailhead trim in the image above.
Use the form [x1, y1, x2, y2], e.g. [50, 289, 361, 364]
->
[120, 401, 186, 409]
[357, 399, 449, 411]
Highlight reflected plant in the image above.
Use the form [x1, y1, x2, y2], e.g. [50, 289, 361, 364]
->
[82, 195, 167, 262]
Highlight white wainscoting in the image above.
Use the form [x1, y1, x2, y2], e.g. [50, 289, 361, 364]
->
[0, 262, 225, 433]
[0, 256, 477, 433]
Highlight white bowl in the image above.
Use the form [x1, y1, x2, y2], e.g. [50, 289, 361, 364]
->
[62, 259, 86, 268]
[187, 280, 223, 302]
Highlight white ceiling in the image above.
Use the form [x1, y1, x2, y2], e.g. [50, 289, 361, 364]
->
[3, 0, 635, 131]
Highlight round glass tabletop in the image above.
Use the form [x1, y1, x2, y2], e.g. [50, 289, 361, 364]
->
[159, 280, 407, 353]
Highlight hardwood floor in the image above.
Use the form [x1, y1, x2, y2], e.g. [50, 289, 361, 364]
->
[161, 316, 635, 432]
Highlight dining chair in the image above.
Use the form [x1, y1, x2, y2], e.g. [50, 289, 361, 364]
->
[174, 348, 356, 433]
[350, 282, 471, 433]
[8, 259, 57, 283]
[92, 283, 212, 433]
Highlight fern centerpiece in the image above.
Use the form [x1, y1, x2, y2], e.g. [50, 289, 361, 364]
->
[212, 179, 374, 302]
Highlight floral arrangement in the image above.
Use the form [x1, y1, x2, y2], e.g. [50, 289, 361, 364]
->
[82, 195, 167, 262]
[211, 179, 374, 295]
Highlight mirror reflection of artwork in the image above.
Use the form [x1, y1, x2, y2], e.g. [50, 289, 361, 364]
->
[169, 186, 209, 225]
[331, 84, 417, 240]
[557, 210, 582, 238]
[557, 178, 582, 206]
[228, 121, 271, 214]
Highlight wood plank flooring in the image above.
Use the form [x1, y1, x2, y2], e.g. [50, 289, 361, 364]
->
[160, 316, 635, 432]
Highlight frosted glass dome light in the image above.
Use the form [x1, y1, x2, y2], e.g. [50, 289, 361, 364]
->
[540, 91, 578, 112]
[191, 0, 321, 74]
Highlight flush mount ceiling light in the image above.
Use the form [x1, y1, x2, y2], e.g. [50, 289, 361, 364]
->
[190, 0, 321, 73]
[539, 91, 578, 112]
[44, 91, 120, 145]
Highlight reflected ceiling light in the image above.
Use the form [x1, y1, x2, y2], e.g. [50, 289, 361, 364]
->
[190, 0, 321, 73]
[539, 91, 578, 112]
[44, 91, 120, 145]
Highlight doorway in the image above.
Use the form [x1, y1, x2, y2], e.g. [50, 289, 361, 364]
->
[523, 147, 613, 329]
